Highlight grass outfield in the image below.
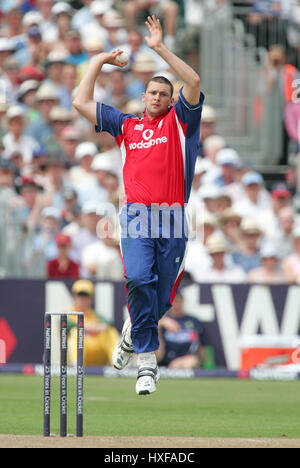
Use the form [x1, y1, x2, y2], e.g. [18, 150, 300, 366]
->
[0, 375, 300, 438]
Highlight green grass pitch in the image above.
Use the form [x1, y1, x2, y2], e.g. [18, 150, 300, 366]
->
[0, 375, 300, 438]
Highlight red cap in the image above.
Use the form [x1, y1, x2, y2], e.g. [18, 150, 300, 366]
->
[271, 183, 291, 199]
[56, 233, 71, 247]
[18, 65, 45, 84]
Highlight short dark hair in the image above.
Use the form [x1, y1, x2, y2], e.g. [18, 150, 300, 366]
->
[145, 76, 174, 98]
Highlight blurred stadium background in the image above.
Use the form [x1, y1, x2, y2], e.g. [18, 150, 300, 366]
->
[1, 0, 300, 424]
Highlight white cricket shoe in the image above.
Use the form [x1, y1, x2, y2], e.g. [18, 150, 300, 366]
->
[136, 352, 160, 395]
[112, 318, 134, 370]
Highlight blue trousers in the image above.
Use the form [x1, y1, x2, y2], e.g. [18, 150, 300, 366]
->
[120, 204, 188, 353]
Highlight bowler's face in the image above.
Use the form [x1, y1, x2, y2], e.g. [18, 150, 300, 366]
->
[142, 82, 173, 119]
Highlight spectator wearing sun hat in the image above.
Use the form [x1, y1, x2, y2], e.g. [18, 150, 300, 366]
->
[197, 232, 247, 283]
[69, 141, 98, 190]
[2, 104, 40, 164]
[25, 82, 60, 146]
[17, 80, 40, 123]
[232, 217, 263, 274]
[248, 243, 285, 284]
[0, 1, 23, 44]
[43, 106, 72, 156]
[44, 50, 71, 108]
[127, 53, 158, 99]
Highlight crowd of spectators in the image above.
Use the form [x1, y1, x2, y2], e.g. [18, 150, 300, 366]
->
[0, 0, 300, 285]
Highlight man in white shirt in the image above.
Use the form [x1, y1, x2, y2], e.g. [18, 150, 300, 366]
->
[198, 232, 247, 283]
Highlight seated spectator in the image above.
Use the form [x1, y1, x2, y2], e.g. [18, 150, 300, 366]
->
[17, 79, 40, 124]
[187, 157, 211, 230]
[270, 182, 292, 218]
[215, 193, 232, 217]
[61, 62, 77, 111]
[47, 233, 79, 279]
[123, 99, 145, 118]
[233, 171, 270, 215]
[0, 38, 17, 103]
[157, 291, 205, 369]
[60, 188, 80, 229]
[77, 152, 111, 205]
[43, 106, 72, 157]
[47, 2, 73, 52]
[199, 105, 219, 157]
[0, 100, 9, 142]
[233, 171, 275, 237]
[101, 9, 128, 52]
[282, 226, 300, 283]
[200, 135, 227, 184]
[65, 29, 88, 66]
[57, 126, 81, 167]
[103, 69, 131, 111]
[31, 206, 62, 274]
[16, 25, 49, 68]
[78, 0, 110, 45]
[11, 175, 45, 230]
[198, 185, 222, 216]
[77, 35, 106, 85]
[0, 158, 17, 204]
[70, 200, 103, 272]
[123, 0, 179, 51]
[219, 208, 242, 252]
[213, 148, 245, 204]
[36, 0, 57, 45]
[43, 156, 74, 211]
[200, 232, 247, 283]
[127, 52, 158, 99]
[25, 82, 60, 146]
[72, 0, 95, 31]
[232, 217, 262, 274]
[273, 206, 295, 258]
[81, 217, 123, 281]
[67, 279, 119, 366]
[120, 29, 168, 73]
[69, 141, 97, 190]
[3, 105, 40, 165]
[248, 243, 285, 284]
[1, 1, 23, 41]
[43, 50, 71, 108]
[185, 211, 217, 282]
[181, 0, 203, 71]
[62, 204, 82, 237]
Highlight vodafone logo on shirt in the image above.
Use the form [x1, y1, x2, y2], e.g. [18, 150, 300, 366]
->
[129, 129, 168, 150]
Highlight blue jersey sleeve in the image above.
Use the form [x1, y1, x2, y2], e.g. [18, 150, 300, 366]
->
[174, 88, 205, 137]
[95, 102, 132, 137]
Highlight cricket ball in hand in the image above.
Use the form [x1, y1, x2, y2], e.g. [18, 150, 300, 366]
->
[118, 51, 129, 64]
